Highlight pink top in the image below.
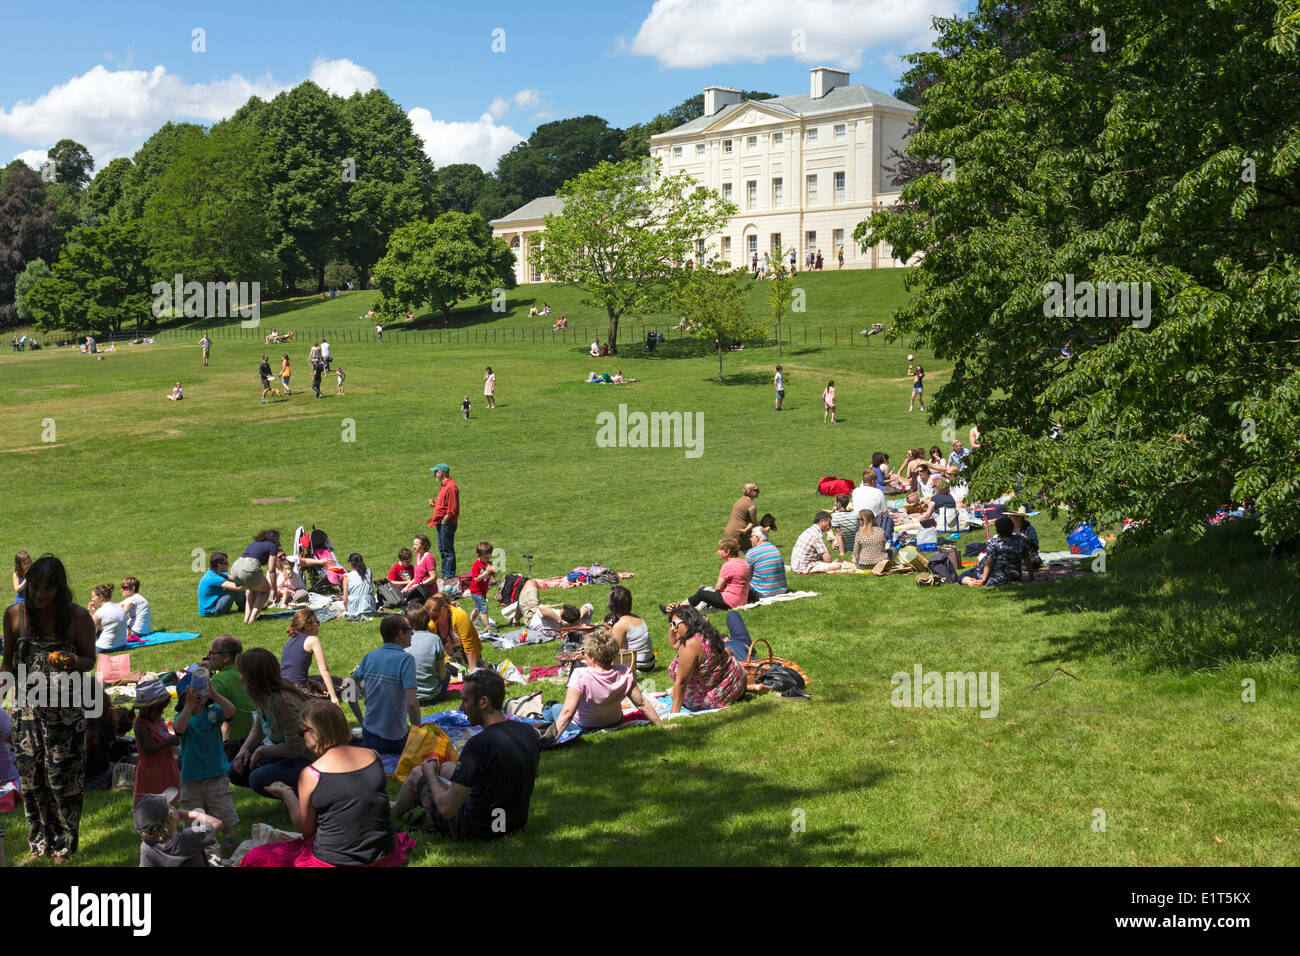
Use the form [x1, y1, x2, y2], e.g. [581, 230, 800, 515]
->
[823, 386, 835, 407]
[570, 664, 636, 729]
[719, 558, 753, 608]
[411, 553, 437, 588]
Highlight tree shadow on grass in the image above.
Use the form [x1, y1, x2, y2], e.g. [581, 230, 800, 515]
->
[1002, 521, 1300, 673]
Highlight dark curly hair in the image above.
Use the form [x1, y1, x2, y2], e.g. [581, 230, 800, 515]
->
[669, 604, 728, 661]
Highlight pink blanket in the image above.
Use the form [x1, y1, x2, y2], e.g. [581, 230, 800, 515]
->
[240, 832, 416, 867]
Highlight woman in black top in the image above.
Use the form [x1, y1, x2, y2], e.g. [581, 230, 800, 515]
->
[258, 700, 412, 867]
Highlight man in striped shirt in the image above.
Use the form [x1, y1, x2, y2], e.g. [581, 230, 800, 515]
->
[792, 511, 848, 573]
[744, 527, 788, 598]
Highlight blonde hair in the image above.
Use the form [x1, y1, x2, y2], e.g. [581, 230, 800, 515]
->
[302, 700, 351, 754]
[858, 509, 876, 528]
[933, 477, 950, 494]
[718, 537, 740, 557]
[581, 627, 620, 667]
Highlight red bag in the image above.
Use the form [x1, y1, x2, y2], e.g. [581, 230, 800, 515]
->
[818, 476, 854, 496]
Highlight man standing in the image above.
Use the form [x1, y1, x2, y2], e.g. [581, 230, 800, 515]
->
[392, 668, 540, 841]
[200, 333, 211, 367]
[850, 468, 887, 517]
[724, 483, 760, 551]
[205, 635, 256, 763]
[774, 365, 784, 411]
[428, 464, 460, 579]
[320, 338, 332, 371]
[483, 366, 496, 409]
[258, 354, 276, 404]
[792, 511, 848, 574]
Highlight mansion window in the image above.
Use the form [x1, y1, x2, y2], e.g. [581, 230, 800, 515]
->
[834, 170, 846, 202]
[771, 177, 783, 207]
[807, 127, 819, 144]
[806, 174, 818, 203]
[834, 123, 846, 141]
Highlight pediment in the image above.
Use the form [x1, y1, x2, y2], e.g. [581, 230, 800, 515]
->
[707, 102, 795, 134]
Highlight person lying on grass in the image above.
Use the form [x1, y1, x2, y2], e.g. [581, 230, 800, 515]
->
[541, 628, 666, 735]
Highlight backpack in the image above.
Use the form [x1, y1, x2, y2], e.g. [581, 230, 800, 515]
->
[498, 573, 526, 607]
[376, 579, 406, 610]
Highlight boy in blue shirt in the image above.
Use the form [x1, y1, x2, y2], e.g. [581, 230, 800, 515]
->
[174, 669, 239, 851]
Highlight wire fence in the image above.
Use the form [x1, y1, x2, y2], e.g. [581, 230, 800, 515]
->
[11, 322, 901, 351]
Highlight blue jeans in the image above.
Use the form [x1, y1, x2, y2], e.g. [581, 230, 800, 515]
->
[437, 522, 457, 578]
[724, 610, 753, 662]
[541, 702, 615, 734]
[232, 756, 312, 796]
[363, 727, 408, 755]
[212, 591, 246, 616]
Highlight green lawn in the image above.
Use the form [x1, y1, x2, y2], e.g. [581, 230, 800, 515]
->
[3, 273, 1297, 866]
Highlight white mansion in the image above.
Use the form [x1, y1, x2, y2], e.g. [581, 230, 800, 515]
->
[491, 68, 919, 284]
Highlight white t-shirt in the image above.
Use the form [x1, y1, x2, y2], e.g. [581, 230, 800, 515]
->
[484, 373, 496, 396]
[120, 593, 152, 636]
[95, 602, 128, 650]
[850, 485, 886, 518]
[320, 341, 331, 358]
[774, 372, 783, 391]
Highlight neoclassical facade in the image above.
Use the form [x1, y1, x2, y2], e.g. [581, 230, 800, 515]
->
[492, 68, 918, 282]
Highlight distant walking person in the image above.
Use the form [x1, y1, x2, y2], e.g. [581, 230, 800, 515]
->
[309, 341, 321, 368]
[789, 248, 797, 273]
[375, 324, 383, 342]
[200, 334, 211, 366]
[320, 339, 332, 372]
[838, 247, 845, 268]
[280, 354, 292, 395]
[816, 250, 824, 270]
[335, 367, 346, 396]
[823, 379, 837, 424]
[311, 359, 323, 399]
[259, 355, 277, 404]
[483, 367, 496, 409]
[774, 365, 785, 411]
[428, 465, 460, 579]
[462, 396, 471, 420]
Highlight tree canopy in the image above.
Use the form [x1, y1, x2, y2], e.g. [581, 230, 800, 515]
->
[532, 157, 735, 351]
[673, 267, 766, 382]
[859, 0, 1300, 548]
[27, 221, 150, 335]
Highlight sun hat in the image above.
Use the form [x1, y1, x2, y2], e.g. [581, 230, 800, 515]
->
[133, 787, 179, 832]
[1005, 505, 1033, 518]
[429, 463, 450, 474]
[132, 679, 170, 709]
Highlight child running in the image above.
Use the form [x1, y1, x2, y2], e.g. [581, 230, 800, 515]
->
[335, 366, 346, 396]
[462, 395, 471, 420]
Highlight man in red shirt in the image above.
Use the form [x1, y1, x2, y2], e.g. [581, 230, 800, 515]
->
[428, 464, 460, 579]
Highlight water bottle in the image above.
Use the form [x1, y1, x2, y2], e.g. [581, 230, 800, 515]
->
[191, 664, 209, 693]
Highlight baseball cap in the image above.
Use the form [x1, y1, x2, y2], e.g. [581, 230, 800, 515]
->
[430, 463, 450, 474]
[133, 788, 179, 832]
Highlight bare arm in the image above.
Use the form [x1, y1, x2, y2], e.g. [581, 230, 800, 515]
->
[670, 640, 702, 715]
[305, 636, 339, 705]
[406, 687, 421, 729]
[628, 683, 664, 727]
[551, 686, 583, 737]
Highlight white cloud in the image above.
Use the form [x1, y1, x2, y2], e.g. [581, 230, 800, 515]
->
[307, 57, 377, 96]
[625, 0, 959, 69]
[488, 88, 545, 120]
[0, 58, 372, 169]
[407, 108, 524, 171]
[14, 149, 48, 171]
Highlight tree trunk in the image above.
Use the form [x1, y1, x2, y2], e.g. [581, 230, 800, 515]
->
[717, 344, 723, 383]
[607, 307, 620, 353]
[316, 261, 326, 293]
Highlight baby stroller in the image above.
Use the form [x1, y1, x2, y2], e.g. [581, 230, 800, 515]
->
[296, 525, 346, 595]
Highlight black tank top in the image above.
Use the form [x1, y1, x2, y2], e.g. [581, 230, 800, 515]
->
[310, 756, 395, 866]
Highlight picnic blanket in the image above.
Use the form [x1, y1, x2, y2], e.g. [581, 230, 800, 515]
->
[423, 709, 582, 749]
[259, 594, 342, 623]
[1022, 565, 1092, 582]
[535, 571, 635, 590]
[118, 631, 200, 651]
[487, 626, 567, 650]
[732, 589, 819, 611]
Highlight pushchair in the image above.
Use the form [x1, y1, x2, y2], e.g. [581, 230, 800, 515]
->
[295, 525, 346, 595]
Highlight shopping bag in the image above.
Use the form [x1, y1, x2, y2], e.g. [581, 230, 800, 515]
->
[393, 723, 457, 784]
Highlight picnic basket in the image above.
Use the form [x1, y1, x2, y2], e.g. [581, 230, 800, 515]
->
[742, 639, 810, 688]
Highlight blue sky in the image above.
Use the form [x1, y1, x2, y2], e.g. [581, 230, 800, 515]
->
[0, 0, 972, 172]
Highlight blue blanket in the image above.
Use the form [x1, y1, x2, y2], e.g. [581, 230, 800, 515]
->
[118, 631, 201, 651]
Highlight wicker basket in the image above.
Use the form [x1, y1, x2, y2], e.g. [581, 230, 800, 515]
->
[742, 639, 810, 687]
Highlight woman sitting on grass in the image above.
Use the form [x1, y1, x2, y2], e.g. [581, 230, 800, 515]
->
[543, 628, 665, 735]
[340, 552, 377, 617]
[88, 583, 128, 651]
[605, 584, 655, 672]
[230, 648, 315, 796]
[425, 592, 481, 670]
[961, 516, 1035, 587]
[663, 604, 748, 714]
[242, 700, 415, 867]
[280, 609, 341, 705]
[680, 537, 754, 611]
[852, 510, 891, 569]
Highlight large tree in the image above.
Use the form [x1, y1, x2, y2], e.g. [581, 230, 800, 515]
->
[27, 221, 151, 335]
[46, 139, 94, 191]
[0, 164, 63, 328]
[532, 157, 735, 351]
[494, 116, 624, 208]
[142, 122, 277, 284]
[113, 122, 206, 222]
[84, 157, 134, 225]
[338, 89, 437, 288]
[860, 0, 1300, 548]
[371, 212, 515, 322]
[432, 163, 489, 215]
